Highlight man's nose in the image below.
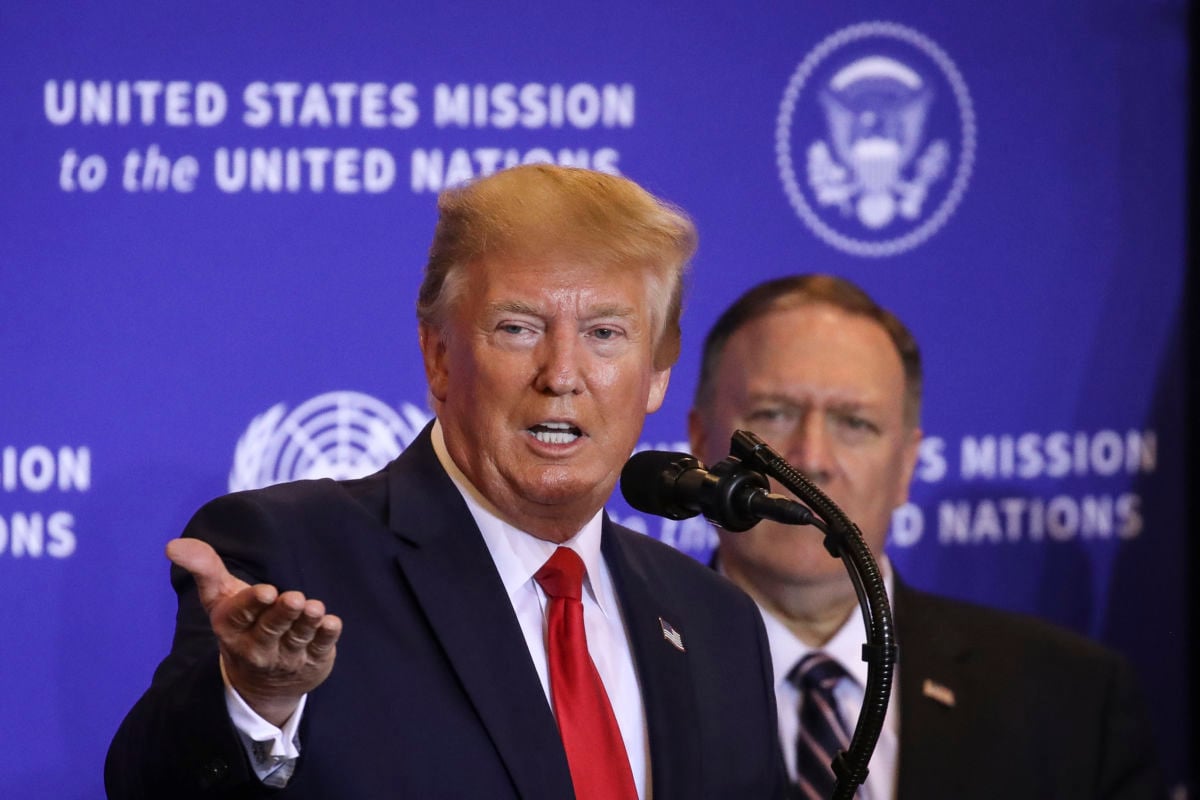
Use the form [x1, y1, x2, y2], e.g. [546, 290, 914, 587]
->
[785, 414, 833, 485]
[534, 330, 584, 396]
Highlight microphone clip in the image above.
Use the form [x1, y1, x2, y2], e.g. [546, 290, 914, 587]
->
[682, 457, 772, 533]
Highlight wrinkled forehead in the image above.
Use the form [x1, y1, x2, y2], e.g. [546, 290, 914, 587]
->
[463, 250, 659, 313]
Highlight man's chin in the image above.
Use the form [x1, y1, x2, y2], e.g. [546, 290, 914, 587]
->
[514, 470, 607, 509]
[726, 544, 847, 584]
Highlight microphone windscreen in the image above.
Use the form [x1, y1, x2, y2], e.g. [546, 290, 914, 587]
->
[620, 450, 697, 519]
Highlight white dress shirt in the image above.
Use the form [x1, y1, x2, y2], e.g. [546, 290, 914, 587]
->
[730, 559, 900, 800]
[224, 421, 651, 797]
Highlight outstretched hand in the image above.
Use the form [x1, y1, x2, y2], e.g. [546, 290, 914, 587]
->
[166, 538, 342, 727]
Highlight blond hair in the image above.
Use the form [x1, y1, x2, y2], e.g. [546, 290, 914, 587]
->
[417, 164, 696, 369]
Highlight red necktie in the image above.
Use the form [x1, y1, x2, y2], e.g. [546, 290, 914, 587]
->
[535, 546, 638, 800]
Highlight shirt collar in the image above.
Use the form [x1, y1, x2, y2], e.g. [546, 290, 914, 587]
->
[430, 420, 612, 617]
[721, 551, 894, 690]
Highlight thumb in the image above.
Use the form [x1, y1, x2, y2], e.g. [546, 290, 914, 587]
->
[166, 538, 247, 610]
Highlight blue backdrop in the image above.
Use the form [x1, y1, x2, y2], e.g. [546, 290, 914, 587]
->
[1, 2, 1191, 796]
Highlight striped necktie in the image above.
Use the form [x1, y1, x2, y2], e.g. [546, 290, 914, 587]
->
[788, 651, 852, 800]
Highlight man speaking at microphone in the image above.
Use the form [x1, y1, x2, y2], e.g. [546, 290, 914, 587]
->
[105, 165, 786, 799]
[687, 274, 1164, 799]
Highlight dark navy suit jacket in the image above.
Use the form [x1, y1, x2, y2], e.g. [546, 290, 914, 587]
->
[889, 578, 1165, 800]
[106, 426, 786, 799]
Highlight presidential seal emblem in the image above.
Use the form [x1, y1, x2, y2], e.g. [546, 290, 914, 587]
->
[229, 390, 432, 491]
[777, 21, 975, 257]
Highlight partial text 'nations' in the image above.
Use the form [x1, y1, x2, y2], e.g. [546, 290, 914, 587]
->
[1, 445, 89, 559]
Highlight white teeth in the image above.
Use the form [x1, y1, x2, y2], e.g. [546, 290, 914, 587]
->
[529, 422, 580, 445]
[531, 429, 579, 445]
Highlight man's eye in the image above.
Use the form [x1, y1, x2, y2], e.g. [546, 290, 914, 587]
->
[838, 414, 878, 435]
[590, 327, 621, 340]
[746, 408, 790, 424]
[499, 323, 528, 335]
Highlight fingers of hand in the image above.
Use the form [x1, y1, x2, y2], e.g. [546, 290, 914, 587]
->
[251, 590, 308, 641]
[276, 598, 328, 653]
[219, 584, 280, 634]
[307, 615, 343, 659]
[218, 588, 336, 659]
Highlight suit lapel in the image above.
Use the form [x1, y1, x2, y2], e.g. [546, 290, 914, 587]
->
[386, 429, 574, 799]
[893, 577, 974, 800]
[603, 524, 702, 800]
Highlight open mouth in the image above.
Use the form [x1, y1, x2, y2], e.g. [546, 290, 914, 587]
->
[527, 421, 583, 445]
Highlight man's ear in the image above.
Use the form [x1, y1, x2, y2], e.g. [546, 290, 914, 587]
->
[419, 322, 449, 402]
[687, 406, 708, 459]
[644, 367, 671, 414]
[894, 426, 923, 507]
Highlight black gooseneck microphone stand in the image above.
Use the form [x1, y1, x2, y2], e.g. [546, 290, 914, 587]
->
[727, 429, 897, 800]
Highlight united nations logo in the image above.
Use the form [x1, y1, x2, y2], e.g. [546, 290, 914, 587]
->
[229, 390, 432, 491]
[776, 21, 976, 257]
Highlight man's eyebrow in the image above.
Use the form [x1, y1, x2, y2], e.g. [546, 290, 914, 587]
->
[744, 393, 876, 412]
[744, 393, 805, 409]
[585, 303, 637, 320]
[827, 398, 879, 415]
[485, 300, 639, 321]
[489, 300, 542, 316]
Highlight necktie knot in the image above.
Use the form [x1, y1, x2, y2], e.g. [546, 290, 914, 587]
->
[788, 651, 848, 696]
[535, 546, 586, 601]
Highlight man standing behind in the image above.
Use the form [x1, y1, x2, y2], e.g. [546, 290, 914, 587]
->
[106, 165, 785, 799]
[688, 274, 1163, 800]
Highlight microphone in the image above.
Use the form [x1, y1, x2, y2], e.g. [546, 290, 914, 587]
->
[620, 450, 817, 532]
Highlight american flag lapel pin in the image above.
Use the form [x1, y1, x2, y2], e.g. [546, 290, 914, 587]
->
[658, 617, 685, 652]
[922, 678, 956, 708]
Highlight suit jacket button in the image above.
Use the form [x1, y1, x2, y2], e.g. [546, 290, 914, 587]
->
[197, 757, 229, 789]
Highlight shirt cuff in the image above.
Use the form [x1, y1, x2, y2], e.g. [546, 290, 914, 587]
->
[220, 656, 307, 787]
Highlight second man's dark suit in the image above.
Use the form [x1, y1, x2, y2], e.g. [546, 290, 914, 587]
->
[710, 550, 1163, 798]
[105, 425, 787, 799]
[891, 577, 1163, 799]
